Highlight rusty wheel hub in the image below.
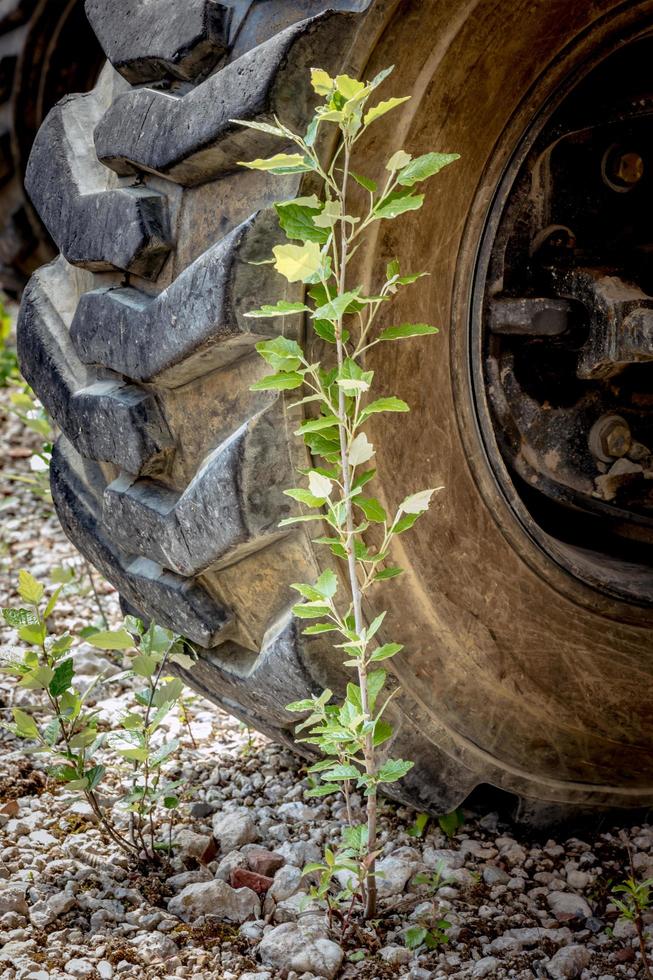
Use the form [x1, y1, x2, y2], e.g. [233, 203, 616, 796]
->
[474, 35, 653, 604]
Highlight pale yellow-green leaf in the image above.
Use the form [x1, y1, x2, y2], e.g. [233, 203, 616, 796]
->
[308, 471, 333, 499]
[18, 570, 44, 605]
[272, 242, 323, 283]
[335, 74, 366, 100]
[238, 153, 312, 173]
[313, 200, 341, 228]
[364, 96, 410, 125]
[349, 433, 375, 467]
[311, 68, 334, 95]
[398, 487, 443, 515]
[386, 149, 411, 172]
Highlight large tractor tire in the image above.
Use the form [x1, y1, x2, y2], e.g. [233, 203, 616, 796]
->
[17, 0, 653, 823]
[0, 0, 102, 292]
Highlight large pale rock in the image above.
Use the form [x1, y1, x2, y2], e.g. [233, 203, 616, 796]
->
[168, 879, 259, 924]
[258, 921, 343, 980]
[547, 890, 592, 921]
[546, 944, 592, 978]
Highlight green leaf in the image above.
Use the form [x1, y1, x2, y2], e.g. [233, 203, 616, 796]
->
[315, 569, 338, 599]
[18, 570, 44, 605]
[49, 658, 74, 697]
[374, 566, 403, 581]
[351, 172, 377, 193]
[360, 397, 409, 421]
[377, 758, 414, 783]
[90, 628, 133, 650]
[407, 812, 430, 838]
[250, 372, 304, 391]
[356, 497, 387, 523]
[12, 707, 39, 739]
[370, 642, 403, 662]
[323, 764, 360, 781]
[43, 586, 62, 620]
[367, 669, 387, 709]
[393, 512, 419, 534]
[313, 318, 346, 344]
[152, 677, 184, 707]
[312, 288, 362, 322]
[274, 202, 329, 244]
[373, 718, 393, 747]
[379, 322, 439, 341]
[286, 697, 316, 712]
[374, 188, 424, 220]
[238, 152, 315, 175]
[85, 764, 105, 790]
[255, 336, 304, 372]
[273, 242, 323, 283]
[305, 783, 339, 798]
[18, 622, 46, 646]
[284, 488, 325, 508]
[294, 415, 340, 436]
[132, 653, 157, 678]
[364, 95, 410, 125]
[2, 608, 38, 627]
[405, 926, 428, 950]
[119, 746, 149, 763]
[20, 665, 54, 690]
[49, 764, 78, 782]
[397, 151, 460, 186]
[302, 623, 337, 635]
[278, 515, 326, 527]
[292, 603, 330, 619]
[368, 612, 386, 639]
[244, 300, 311, 319]
[438, 807, 464, 838]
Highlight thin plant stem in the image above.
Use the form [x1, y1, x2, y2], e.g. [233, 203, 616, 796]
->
[334, 136, 377, 919]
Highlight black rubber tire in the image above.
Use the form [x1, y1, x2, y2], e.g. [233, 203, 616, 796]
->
[0, 0, 102, 293]
[17, 0, 653, 824]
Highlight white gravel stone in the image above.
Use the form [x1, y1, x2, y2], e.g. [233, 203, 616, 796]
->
[64, 960, 95, 978]
[547, 890, 592, 920]
[546, 944, 592, 978]
[473, 956, 500, 977]
[0, 884, 28, 916]
[212, 809, 257, 854]
[258, 921, 343, 979]
[379, 944, 410, 965]
[269, 865, 302, 902]
[168, 879, 260, 924]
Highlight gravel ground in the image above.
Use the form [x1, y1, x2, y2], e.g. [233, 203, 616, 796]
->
[1, 373, 652, 980]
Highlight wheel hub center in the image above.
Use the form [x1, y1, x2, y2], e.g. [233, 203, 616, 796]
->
[476, 36, 653, 602]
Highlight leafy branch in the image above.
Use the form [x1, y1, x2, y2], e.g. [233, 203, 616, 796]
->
[236, 66, 458, 919]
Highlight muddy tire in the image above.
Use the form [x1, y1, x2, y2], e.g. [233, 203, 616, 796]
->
[0, 0, 103, 292]
[18, 0, 653, 822]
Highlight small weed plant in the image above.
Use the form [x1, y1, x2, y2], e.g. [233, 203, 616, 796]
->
[236, 66, 458, 918]
[1, 570, 195, 863]
[613, 875, 653, 979]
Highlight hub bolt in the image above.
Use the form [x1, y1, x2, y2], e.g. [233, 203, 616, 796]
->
[602, 146, 644, 192]
[588, 414, 632, 463]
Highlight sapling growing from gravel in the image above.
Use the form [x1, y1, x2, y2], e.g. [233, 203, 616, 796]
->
[1, 570, 195, 863]
[235, 66, 458, 918]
